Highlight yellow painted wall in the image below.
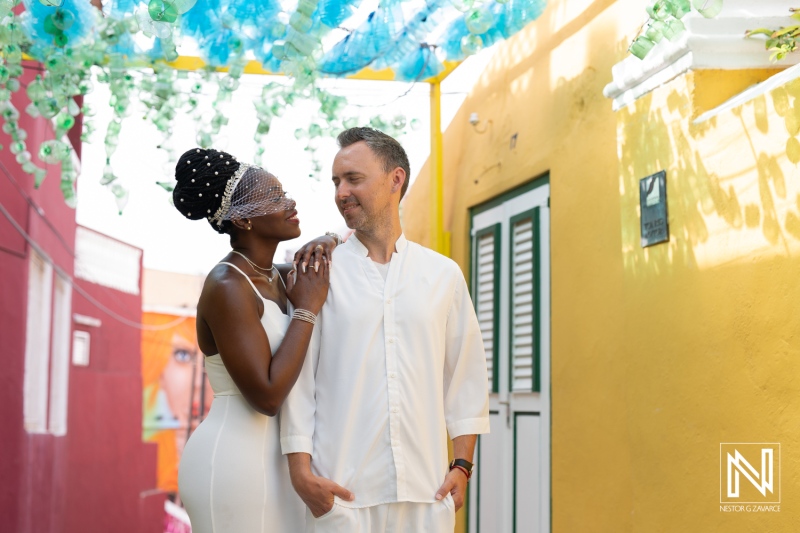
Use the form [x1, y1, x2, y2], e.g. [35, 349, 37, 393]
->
[402, 0, 800, 530]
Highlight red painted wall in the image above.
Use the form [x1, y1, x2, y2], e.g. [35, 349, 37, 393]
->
[69, 238, 162, 533]
[0, 63, 162, 533]
[0, 61, 76, 533]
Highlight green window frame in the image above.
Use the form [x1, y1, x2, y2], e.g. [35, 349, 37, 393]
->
[508, 207, 541, 393]
[472, 223, 501, 394]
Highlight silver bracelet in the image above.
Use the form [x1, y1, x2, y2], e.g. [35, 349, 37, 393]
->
[293, 308, 317, 325]
[325, 231, 343, 245]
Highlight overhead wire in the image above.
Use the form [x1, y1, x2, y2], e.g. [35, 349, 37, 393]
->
[0, 159, 75, 257]
[0, 196, 186, 331]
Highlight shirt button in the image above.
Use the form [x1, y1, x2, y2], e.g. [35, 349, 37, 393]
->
[392, 407, 399, 413]
[388, 338, 395, 344]
[386, 299, 392, 304]
[389, 372, 396, 378]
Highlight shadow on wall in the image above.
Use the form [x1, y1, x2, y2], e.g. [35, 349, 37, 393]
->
[617, 74, 800, 279]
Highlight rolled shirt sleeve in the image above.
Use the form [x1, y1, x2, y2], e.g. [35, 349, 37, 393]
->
[443, 276, 491, 438]
[279, 317, 320, 456]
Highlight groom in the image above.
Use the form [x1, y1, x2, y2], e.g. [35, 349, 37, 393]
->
[281, 127, 490, 532]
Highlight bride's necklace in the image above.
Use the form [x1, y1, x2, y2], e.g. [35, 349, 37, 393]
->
[231, 250, 276, 283]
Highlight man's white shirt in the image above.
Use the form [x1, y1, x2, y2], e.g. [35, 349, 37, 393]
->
[280, 233, 490, 508]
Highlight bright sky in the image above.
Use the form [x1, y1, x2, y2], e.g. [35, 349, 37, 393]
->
[76, 49, 494, 276]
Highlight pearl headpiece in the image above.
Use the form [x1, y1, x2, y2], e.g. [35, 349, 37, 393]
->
[207, 161, 293, 227]
[208, 162, 252, 227]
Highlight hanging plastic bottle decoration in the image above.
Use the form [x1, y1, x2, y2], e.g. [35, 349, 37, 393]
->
[38, 139, 71, 164]
[101, 162, 117, 185]
[148, 0, 179, 23]
[667, 0, 691, 18]
[41, 7, 74, 45]
[645, 20, 666, 43]
[692, 0, 722, 18]
[318, 0, 361, 28]
[662, 18, 685, 41]
[0, 0, 15, 17]
[465, 8, 493, 35]
[629, 35, 655, 60]
[631, 0, 708, 59]
[60, 157, 77, 208]
[461, 34, 483, 55]
[289, 11, 313, 33]
[646, 1, 670, 20]
[396, 45, 444, 82]
[0, 0, 555, 209]
[3, 43, 23, 64]
[22, 0, 99, 51]
[450, 0, 474, 13]
[170, 0, 198, 13]
[48, 8, 75, 30]
[111, 183, 130, 214]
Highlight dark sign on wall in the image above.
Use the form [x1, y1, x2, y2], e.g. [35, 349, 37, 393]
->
[640, 171, 669, 247]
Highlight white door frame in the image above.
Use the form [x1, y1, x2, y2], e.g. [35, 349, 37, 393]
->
[467, 177, 550, 533]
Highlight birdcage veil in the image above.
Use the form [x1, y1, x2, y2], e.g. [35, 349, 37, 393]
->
[208, 163, 292, 227]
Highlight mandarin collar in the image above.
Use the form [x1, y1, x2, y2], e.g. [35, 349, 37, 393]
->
[347, 233, 408, 257]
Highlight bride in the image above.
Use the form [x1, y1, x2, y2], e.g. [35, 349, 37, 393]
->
[172, 147, 351, 532]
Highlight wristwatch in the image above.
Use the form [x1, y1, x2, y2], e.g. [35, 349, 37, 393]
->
[449, 458, 474, 480]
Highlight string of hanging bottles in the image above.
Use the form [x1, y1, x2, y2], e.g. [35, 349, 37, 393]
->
[0, 0, 548, 212]
[629, 0, 724, 60]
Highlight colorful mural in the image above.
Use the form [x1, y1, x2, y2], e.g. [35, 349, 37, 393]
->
[142, 312, 213, 496]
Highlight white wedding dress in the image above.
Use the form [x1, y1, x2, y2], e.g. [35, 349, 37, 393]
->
[178, 262, 305, 532]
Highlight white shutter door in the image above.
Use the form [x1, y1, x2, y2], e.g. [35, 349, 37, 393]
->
[511, 212, 537, 392]
[24, 250, 53, 433]
[475, 227, 498, 391]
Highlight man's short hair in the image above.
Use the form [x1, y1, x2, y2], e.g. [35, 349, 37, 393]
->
[337, 127, 411, 199]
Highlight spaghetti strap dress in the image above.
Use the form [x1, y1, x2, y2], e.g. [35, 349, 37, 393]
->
[178, 262, 305, 532]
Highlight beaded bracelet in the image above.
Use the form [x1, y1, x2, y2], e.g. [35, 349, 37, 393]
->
[293, 309, 317, 325]
[450, 464, 471, 481]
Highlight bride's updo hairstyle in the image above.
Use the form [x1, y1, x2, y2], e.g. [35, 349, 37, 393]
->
[173, 148, 240, 234]
[173, 147, 289, 235]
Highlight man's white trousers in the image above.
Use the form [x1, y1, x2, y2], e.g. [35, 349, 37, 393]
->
[304, 495, 456, 533]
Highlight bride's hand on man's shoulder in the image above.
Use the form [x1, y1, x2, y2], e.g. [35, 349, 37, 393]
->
[293, 234, 339, 274]
[286, 257, 329, 315]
